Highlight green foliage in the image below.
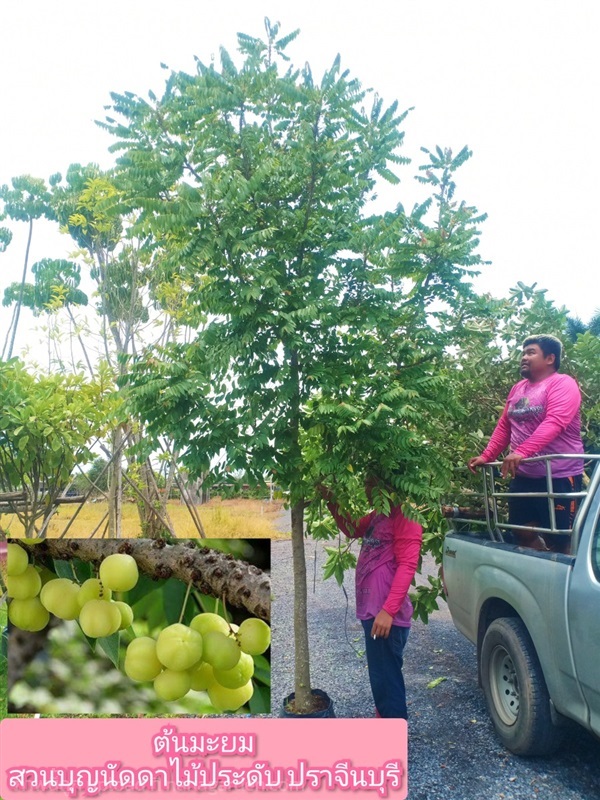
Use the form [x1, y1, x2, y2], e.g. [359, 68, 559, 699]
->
[570, 331, 600, 453]
[0, 360, 118, 536]
[322, 543, 358, 586]
[48, 163, 156, 362]
[51, 164, 122, 253]
[102, 23, 492, 647]
[109, 25, 484, 514]
[2, 258, 88, 313]
[411, 576, 444, 624]
[0, 176, 55, 224]
[0, 226, 12, 253]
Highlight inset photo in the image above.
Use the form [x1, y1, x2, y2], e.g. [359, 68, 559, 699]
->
[5, 537, 270, 716]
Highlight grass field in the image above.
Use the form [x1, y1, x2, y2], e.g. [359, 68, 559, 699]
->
[0, 497, 290, 539]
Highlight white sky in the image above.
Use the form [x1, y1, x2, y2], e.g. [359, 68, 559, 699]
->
[1, 0, 599, 354]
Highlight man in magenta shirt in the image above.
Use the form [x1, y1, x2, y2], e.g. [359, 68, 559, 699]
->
[468, 334, 584, 551]
[320, 478, 422, 718]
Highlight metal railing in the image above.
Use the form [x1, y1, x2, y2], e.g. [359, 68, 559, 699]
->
[450, 453, 600, 550]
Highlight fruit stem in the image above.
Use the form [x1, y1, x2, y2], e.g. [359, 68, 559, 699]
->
[178, 580, 194, 624]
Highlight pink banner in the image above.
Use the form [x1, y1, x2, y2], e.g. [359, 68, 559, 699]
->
[0, 717, 407, 800]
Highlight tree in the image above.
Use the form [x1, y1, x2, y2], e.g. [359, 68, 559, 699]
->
[104, 21, 487, 712]
[0, 176, 56, 360]
[47, 163, 195, 538]
[0, 359, 116, 537]
[2, 257, 91, 374]
[566, 309, 600, 341]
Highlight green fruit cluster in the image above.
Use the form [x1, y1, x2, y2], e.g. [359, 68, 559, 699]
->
[124, 611, 270, 710]
[7, 545, 136, 636]
[6, 543, 271, 712]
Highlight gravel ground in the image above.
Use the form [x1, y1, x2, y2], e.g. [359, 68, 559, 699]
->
[271, 537, 600, 800]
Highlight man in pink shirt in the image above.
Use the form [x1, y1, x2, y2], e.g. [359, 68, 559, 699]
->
[319, 477, 422, 718]
[468, 334, 584, 551]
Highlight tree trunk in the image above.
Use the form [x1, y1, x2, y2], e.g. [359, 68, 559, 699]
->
[108, 428, 123, 538]
[4, 217, 33, 360]
[135, 458, 174, 539]
[291, 498, 315, 712]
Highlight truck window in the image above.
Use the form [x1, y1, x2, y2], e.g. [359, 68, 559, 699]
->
[593, 511, 600, 583]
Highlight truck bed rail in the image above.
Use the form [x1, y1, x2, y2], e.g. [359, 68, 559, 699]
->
[450, 453, 600, 549]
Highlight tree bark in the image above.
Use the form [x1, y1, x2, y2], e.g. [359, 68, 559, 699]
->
[291, 499, 314, 712]
[4, 217, 33, 360]
[19, 538, 270, 620]
[108, 428, 123, 538]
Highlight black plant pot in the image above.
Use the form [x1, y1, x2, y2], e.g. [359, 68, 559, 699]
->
[281, 688, 335, 718]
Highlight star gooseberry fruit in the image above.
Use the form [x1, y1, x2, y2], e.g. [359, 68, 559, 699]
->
[113, 600, 134, 631]
[8, 597, 50, 631]
[125, 637, 163, 682]
[208, 679, 254, 712]
[201, 630, 241, 671]
[40, 578, 81, 620]
[213, 650, 255, 689]
[77, 578, 112, 607]
[99, 553, 139, 592]
[189, 612, 230, 637]
[156, 624, 203, 671]
[236, 618, 271, 655]
[154, 669, 192, 702]
[7, 565, 42, 600]
[7, 543, 29, 577]
[79, 599, 121, 638]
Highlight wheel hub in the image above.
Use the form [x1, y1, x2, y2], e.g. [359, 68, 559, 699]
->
[489, 644, 520, 725]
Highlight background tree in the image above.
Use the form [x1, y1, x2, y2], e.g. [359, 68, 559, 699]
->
[0, 176, 56, 360]
[37, 163, 196, 537]
[3, 257, 90, 374]
[566, 309, 600, 342]
[105, 22, 487, 712]
[0, 360, 116, 538]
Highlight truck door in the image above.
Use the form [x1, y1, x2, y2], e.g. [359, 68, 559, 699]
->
[567, 490, 600, 737]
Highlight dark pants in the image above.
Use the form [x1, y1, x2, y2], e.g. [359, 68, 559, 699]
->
[361, 618, 410, 719]
[508, 474, 583, 552]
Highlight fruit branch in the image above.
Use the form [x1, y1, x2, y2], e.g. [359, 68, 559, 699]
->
[19, 539, 270, 621]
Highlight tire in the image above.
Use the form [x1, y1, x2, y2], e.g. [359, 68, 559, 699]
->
[480, 617, 563, 756]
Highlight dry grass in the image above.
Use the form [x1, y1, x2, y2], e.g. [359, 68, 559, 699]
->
[0, 497, 289, 540]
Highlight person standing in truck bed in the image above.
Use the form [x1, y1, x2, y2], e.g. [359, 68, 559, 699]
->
[468, 334, 584, 552]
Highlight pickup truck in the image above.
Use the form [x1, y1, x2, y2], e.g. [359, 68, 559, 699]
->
[442, 454, 600, 756]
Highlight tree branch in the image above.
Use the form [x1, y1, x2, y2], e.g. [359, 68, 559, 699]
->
[20, 539, 270, 620]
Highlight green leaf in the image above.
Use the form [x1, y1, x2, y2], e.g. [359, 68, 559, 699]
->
[249, 684, 271, 714]
[252, 665, 271, 688]
[427, 676, 448, 689]
[163, 578, 189, 625]
[97, 632, 121, 668]
[128, 573, 164, 607]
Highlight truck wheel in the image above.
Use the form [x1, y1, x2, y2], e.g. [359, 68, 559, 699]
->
[480, 617, 563, 756]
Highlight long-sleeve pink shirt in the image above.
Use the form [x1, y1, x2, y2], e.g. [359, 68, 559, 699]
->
[328, 503, 423, 627]
[480, 372, 584, 478]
